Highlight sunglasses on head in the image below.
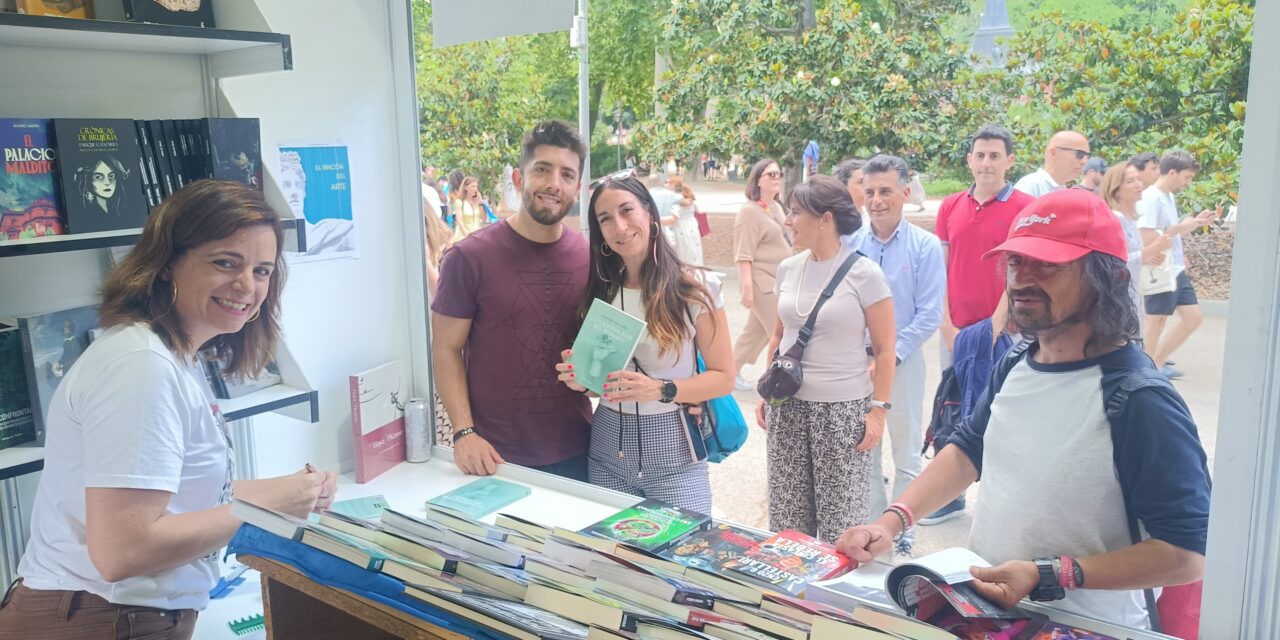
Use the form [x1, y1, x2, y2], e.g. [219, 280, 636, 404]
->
[1055, 147, 1090, 161]
[589, 169, 635, 191]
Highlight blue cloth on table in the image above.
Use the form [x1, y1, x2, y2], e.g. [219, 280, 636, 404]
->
[227, 524, 505, 640]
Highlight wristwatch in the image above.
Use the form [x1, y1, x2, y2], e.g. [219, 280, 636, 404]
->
[1030, 558, 1066, 601]
[870, 400, 893, 411]
[659, 379, 677, 403]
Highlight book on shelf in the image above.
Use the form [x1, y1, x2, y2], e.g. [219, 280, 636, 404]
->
[144, 120, 175, 197]
[17, 0, 93, 18]
[659, 521, 770, 575]
[426, 476, 532, 519]
[123, 0, 214, 27]
[579, 499, 712, 554]
[405, 584, 589, 640]
[728, 530, 852, 596]
[0, 323, 36, 451]
[349, 359, 406, 483]
[0, 118, 66, 241]
[158, 119, 186, 190]
[16, 304, 100, 443]
[51, 119, 146, 234]
[568, 298, 646, 396]
[204, 117, 262, 189]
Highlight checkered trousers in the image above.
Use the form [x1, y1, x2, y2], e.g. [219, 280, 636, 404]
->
[588, 405, 712, 514]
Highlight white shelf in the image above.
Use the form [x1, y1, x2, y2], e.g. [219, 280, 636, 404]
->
[219, 383, 318, 423]
[0, 219, 308, 259]
[0, 444, 44, 480]
[0, 13, 291, 74]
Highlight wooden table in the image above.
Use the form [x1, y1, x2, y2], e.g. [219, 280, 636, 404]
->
[240, 555, 468, 640]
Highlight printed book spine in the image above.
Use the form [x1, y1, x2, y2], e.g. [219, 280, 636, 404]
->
[146, 120, 175, 197]
[16, 320, 44, 444]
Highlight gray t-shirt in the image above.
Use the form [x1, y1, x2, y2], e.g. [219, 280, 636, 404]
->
[774, 249, 892, 402]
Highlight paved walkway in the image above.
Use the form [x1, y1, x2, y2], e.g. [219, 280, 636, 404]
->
[703, 250, 1227, 558]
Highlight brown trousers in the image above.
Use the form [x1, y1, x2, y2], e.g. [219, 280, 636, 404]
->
[0, 579, 197, 640]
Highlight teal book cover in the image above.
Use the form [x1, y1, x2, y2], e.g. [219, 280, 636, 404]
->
[581, 499, 712, 552]
[568, 298, 647, 396]
[427, 477, 532, 519]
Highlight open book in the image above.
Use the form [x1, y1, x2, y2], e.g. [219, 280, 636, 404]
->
[887, 548, 1028, 625]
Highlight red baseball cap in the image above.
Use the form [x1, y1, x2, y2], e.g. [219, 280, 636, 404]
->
[984, 188, 1127, 263]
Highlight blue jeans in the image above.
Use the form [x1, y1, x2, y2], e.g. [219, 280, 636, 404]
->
[527, 452, 589, 482]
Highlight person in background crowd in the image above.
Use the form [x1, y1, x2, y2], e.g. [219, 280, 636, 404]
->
[844, 155, 944, 549]
[803, 139, 820, 181]
[432, 120, 593, 480]
[637, 164, 679, 233]
[443, 169, 464, 229]
[837, 189, 1210, 630]
[1100, 162, 1174, 326]
[423, 196, 457, 450]
[1014, 130, 1091, 196]
[1129, 152, 1161, 188]
[1078, 157, 1108, 193]
[833, 158, 867, 215]
[452, 176, 491, 238]
[555, 175, 733, 513]
[760, 175, 895, 543]
[422, 165, 444, 218]
[732, 158, 793, 391]
[664, 175, 704, 266]
[0, 181, 338, 639]
[1138, 151, 1218, 380]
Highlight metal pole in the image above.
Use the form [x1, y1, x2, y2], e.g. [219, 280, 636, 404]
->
[576, 0, 590, 236]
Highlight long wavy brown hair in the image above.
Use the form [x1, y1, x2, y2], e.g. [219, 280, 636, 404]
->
[98, 179, 286, 378]
[580, 176, 717, 358]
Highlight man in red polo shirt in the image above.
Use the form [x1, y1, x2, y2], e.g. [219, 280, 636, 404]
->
[926, 124, 1034, 525]
[937, 124, 1036, 359]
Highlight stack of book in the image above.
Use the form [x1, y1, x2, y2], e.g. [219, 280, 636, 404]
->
[232, 493, 1125, 640]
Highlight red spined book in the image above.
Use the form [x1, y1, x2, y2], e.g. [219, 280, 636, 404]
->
[729, 530, 852, 596]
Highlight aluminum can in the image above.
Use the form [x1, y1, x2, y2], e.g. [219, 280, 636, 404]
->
[404, 397, 432, 462]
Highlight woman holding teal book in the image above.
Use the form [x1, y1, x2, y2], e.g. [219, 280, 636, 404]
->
[554, 175, 734, 514]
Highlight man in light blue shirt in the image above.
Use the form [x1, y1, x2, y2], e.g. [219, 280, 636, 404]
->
[842, 154, 945, 553]
[803, 139, 820, 181]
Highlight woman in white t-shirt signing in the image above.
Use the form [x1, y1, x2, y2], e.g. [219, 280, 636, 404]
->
[758, 175, 896, 543]
[555, 175, 733, 514]
[0, 180, 338, 639]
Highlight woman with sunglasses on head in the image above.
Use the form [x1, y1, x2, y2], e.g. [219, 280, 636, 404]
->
[554, 176, 734, 513]
[760, 175, 895, 543]
[731, 158, 793, 391]
[0, 181, 338, 639]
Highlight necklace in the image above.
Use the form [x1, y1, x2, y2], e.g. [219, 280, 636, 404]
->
[794, 249, 844, 318]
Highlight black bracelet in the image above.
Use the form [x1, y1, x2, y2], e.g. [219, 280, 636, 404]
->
[1072, 558, 1085, 588]
[454, 427, 477, 440]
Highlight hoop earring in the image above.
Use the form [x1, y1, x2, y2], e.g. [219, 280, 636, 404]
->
[170, 280, 179, 308]
[595, 259, 612, 282]
[247, 306, 261, 323]
[599, 242, 614, 257]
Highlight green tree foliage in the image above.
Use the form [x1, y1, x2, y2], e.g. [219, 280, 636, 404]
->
[960, 0, 1251, 208]
[635, 0, 971, 175]
[412, 0, 575, 191]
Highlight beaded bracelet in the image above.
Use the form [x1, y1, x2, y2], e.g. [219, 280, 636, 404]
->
[883, 506, 911, 537]
[889, 502, 916, 529]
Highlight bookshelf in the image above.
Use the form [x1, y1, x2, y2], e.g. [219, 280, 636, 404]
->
[0, 9, 321, 589]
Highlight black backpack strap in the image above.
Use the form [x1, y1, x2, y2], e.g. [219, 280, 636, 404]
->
[1105, 367, 1175, 634]
[794, 251, 863, 349]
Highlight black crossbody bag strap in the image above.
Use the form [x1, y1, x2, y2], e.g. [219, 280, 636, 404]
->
[793, 251, 863, 350]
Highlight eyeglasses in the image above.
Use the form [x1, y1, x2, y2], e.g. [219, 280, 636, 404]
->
[1006, 254, 1070, 278]
[763, 171, 784, 179]
[1054, 147, 1091, 161]
[589, 169, 635, 191]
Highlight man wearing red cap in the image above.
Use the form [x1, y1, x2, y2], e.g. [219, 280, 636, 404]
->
[836, 189, 1211, 629]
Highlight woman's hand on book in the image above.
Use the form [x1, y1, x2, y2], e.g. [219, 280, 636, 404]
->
[602, 371, 661, 403]
[556, 349, 588, 393]
[968, 561, 1039, 609]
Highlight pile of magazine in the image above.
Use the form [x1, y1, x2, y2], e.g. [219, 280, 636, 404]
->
[231, 484, 1139, 640]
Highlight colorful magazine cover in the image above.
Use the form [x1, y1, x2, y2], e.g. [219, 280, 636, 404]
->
[661, 521, 770, 573]
[729, 530, 851, 596]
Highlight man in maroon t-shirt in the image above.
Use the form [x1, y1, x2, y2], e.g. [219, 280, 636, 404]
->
[936, 124, 1036, 360]
[431, 121, 593, 480]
